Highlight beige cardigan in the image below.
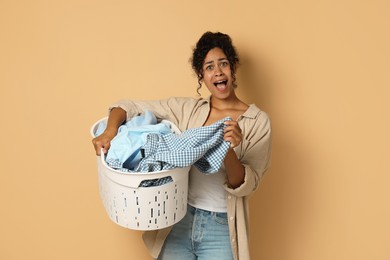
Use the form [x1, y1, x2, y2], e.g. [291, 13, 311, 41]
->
[109, 96, 272, 260]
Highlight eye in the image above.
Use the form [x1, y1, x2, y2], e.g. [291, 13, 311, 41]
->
[220, 61, 229, 67]
[205, 65, 214, 71]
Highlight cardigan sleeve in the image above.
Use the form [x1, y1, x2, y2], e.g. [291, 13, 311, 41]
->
[224, 110, 272, 197]
[108, 97, 202, 132]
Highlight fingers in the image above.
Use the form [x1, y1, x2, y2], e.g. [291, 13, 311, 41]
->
[223, 120, 242, 148]
[92, 136, 111, 156]
[92, 138, 101, 156]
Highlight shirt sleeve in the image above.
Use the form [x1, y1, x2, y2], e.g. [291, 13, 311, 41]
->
[108, 97, 201, 131]
[224, 111, 272, 197]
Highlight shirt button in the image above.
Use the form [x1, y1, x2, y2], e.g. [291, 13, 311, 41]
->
[232, 238, 236, 242]
[228, 195, 232, 199]
[230, 216, 234, 221]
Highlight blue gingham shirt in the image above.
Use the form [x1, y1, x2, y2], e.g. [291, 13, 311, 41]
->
[135, 117, 231, 173]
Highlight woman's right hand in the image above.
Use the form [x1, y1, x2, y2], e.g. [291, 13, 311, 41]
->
[92, 129, 117, 156]
[92, 107, 127, 156]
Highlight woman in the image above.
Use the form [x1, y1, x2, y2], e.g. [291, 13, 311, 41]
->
[92, 31, 272, 260]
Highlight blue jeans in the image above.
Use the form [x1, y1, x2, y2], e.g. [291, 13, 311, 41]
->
[157, 205, 233, 260]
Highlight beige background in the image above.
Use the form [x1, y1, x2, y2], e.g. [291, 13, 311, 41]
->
[1, 0, 389, 259]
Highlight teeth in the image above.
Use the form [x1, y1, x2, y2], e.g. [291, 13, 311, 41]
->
[214, 80, 227, 86]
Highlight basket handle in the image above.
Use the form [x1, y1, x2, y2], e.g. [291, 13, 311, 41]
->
[99, 148, 105, 163]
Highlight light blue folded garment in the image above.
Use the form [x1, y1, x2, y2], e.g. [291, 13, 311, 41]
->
[94, 110, 172, 170]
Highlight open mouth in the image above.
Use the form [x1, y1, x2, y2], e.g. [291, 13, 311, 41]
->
[214, 80, 228, 90]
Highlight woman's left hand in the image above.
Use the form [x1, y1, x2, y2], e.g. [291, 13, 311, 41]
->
[223, 120, 243, 149]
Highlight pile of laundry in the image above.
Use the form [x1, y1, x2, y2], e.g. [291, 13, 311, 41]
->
[94, 110, 231, 187]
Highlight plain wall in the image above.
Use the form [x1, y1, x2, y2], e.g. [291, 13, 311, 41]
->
[1, 0, 389, 259]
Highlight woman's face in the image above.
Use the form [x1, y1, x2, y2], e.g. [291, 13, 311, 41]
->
[202, 47, 235, 100]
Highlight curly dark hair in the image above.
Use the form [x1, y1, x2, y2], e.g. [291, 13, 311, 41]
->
[190, 31, 240, 95]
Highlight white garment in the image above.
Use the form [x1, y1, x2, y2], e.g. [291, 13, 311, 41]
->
[188, 165, 228, 212]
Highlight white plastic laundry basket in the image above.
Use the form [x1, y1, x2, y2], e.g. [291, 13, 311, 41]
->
[90, 117, 190, 231]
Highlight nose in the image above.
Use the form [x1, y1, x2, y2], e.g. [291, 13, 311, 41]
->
[214, 65, 223, 76]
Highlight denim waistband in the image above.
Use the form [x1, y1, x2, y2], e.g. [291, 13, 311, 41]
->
[187, 204, 228, 216]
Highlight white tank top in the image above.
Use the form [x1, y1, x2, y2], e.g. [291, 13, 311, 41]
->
[187, 164, 227, 212]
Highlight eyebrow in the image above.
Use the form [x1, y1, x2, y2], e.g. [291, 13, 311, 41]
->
[204, 58, 229, 66]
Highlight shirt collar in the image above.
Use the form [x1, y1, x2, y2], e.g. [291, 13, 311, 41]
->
[242, 104, 260, 119]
